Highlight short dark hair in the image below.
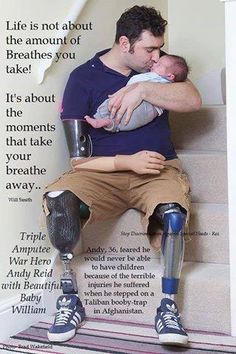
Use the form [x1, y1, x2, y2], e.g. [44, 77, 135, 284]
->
[115, 6, 167, 47]
[166, 55, 190, 82]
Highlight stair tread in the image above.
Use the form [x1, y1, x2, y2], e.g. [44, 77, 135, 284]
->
[177, 149, 227, 155]
[191, 202, 227, 209]
[170, 105, 227, 151]
[178, 152, 227, 204]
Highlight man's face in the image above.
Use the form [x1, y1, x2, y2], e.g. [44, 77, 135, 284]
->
[126, 30, 165, 73]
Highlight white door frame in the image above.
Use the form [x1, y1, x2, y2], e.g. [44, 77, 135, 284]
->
[221, 0, 236, 336]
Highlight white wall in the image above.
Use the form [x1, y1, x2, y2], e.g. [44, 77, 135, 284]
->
[168, 0, 225, 104]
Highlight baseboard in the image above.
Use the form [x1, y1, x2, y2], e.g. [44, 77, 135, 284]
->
[0, 290, 45, 341]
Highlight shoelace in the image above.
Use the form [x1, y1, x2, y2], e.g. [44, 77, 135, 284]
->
[162, 311, 181, 330]
[55, 307, 73, 326]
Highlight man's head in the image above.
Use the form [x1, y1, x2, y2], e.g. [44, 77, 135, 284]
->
[115, 6, 167, 49]
[115, 6, 167, 72]
[151, 55, 189, 82]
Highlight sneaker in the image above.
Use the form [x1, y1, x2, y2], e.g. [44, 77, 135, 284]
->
[155, 298, 188, 345]
[47, 294, 85, 342]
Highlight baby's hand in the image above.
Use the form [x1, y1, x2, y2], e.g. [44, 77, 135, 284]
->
[84, 115, 112, 129]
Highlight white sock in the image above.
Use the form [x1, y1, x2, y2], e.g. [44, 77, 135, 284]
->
[165, 293, 175, 301]
[47, 191, 65, 198]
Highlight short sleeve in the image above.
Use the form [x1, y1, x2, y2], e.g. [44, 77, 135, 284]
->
[60, 71, 91, 120]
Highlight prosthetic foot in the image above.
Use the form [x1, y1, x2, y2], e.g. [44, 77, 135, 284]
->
[47, 251, 85, 342]
[153, 203, 188, 345]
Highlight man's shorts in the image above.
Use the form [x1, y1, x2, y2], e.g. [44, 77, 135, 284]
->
[43, 158, 191, 250]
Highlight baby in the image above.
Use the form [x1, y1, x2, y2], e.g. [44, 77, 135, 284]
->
[86, 54, 189, 132]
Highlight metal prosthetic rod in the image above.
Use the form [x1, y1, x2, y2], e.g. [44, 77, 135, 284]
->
[63, 119, 92, 159]
[60, 252, 78, 294]
[157, 204, 186, 295]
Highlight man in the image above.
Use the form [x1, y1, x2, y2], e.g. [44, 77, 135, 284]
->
[43, 5, 201, 345]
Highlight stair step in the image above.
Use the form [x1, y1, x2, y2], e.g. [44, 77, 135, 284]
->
[73, 256, 230, 334]
[185, 203, 228, 264]
[169, 105, 226, 151]
[178, 150, 227, 203]
[82, 203, 229, 264]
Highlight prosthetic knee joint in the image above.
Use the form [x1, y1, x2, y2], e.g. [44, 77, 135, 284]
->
[155, 203, 186, 295]
[45, 119, 92, 294]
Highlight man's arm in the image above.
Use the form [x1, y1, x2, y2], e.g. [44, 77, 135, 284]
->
[108, 80, 202, 125]
[72, 151, 166, 175]
[140, 80, 202, 112]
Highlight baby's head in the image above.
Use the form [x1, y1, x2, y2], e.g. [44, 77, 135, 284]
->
[151, 54, 189, 82]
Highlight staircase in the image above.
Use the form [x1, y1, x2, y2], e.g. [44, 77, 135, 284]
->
[46, 105, 230, 334]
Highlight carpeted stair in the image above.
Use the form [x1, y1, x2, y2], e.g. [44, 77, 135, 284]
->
[1, 316, 236, 354]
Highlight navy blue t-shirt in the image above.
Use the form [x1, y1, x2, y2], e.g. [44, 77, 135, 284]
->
[61, 49, 177, 159]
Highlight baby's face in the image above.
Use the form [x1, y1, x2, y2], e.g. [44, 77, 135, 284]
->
[150, 56, 171, 76]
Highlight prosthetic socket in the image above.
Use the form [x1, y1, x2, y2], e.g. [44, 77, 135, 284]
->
[63, 119, 92, 158]
[155, 203, 186, 295]
[45, 119, 92, 294]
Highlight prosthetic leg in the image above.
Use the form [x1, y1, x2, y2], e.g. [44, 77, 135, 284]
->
[158, 203, 186, 296]
[45, 119, 91, 342]
[153, 203, 188, 345]
[45, 190, 81, 295]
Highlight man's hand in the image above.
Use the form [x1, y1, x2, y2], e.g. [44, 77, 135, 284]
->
[115, 150, 166, 175]
[108, 83, 142, 125]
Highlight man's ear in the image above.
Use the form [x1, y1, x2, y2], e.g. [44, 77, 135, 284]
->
[119, 36, 130, 53]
